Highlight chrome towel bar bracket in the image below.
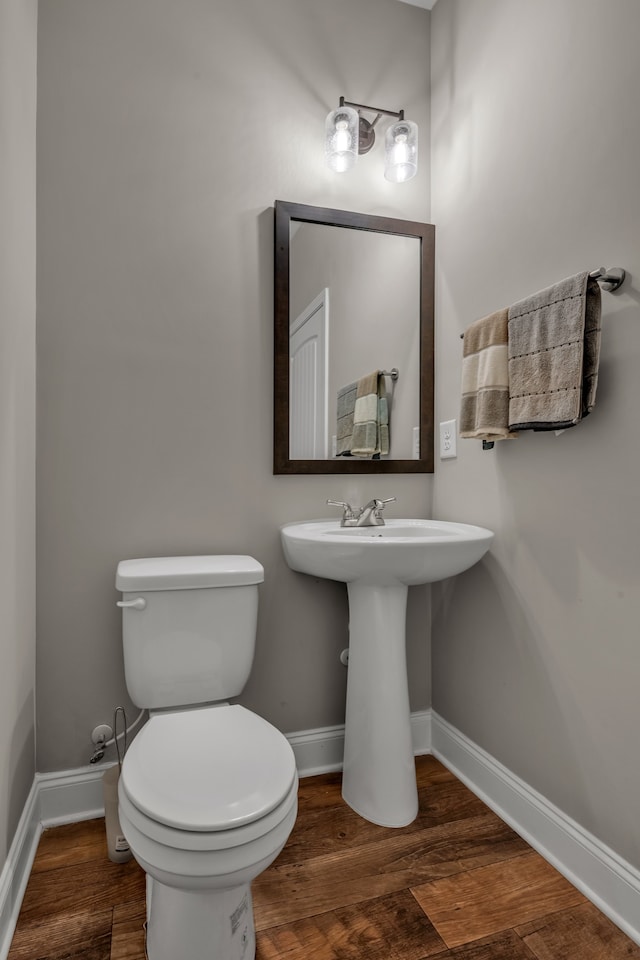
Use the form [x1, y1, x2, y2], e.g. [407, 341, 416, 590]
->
[589, 266, 626, 292]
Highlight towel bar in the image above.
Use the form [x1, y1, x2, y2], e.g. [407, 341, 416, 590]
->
[458, 266, 626, 338]
[381, 368, 399, 381]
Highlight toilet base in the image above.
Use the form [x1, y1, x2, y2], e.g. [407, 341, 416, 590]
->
[146, 875, 255, 960]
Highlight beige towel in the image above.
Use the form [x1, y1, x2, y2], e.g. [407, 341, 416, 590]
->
[351, 371, 390, 458]
[508, 272, 602, 431]
[460, 308, 517, 441]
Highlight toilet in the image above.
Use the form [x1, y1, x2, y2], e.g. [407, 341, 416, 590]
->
[115, 555, 298, 960]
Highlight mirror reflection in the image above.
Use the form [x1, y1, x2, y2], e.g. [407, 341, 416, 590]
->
[290, 224, 420, 460]
[274, 201, 434, 475]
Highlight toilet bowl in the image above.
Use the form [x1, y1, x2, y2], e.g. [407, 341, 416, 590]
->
[118, 705, 298, 960]
[115, 556, 298, 960]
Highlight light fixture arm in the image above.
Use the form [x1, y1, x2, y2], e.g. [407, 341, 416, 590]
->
[339, 96, 405, 122]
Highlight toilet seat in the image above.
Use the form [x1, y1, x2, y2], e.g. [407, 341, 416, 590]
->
[120, 704, 297, 833]
[119, 774, 298, 853]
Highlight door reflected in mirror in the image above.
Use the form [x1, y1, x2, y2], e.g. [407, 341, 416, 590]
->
[274, 201, 434, 475]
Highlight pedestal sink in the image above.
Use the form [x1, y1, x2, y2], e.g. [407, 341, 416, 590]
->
[281, 518, 494, 828]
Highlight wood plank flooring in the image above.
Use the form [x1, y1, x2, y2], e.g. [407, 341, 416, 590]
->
[7, 756, 639, 959]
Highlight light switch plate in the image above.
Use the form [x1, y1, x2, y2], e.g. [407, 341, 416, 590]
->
[412, 426, 420, 459]
[439, 419, 457, 459]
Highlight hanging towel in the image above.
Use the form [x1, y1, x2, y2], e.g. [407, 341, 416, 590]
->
[351, 370, 390, 459]
[336, 381, 357, 456]
[460, 308, 517, 441]
[508, 272, 602, 431]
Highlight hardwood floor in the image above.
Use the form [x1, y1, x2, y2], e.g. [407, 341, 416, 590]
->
[7, 757, 640, 959]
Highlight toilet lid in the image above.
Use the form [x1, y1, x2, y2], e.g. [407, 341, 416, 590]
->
[120, 705, 297, 832]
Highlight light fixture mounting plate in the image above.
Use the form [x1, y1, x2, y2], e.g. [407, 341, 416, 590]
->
[358, 116, 376, 155]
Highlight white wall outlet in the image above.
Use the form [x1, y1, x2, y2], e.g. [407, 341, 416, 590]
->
[439, 419, 457, 459]
[412, 425, 420, 459]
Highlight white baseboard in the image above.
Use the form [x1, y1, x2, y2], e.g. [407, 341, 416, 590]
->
[36, 763, 111, 828]
[431, 711, 640, 947]
[3, 709, 639, 957]
[0, 779, 41, 960]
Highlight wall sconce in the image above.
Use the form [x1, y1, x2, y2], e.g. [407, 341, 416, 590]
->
[325, 96, 418, 183]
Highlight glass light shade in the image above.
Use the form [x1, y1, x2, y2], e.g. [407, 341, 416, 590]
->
[384, 119, 418, 183]
[325, 106, 359, 173]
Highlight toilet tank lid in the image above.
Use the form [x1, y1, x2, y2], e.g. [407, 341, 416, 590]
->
[116, 555, 264, 591]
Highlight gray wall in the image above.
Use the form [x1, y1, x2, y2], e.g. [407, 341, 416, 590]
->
[36, 0, 432, 771]
[0, 0, 37, 864]
[431, 0, 640, 869]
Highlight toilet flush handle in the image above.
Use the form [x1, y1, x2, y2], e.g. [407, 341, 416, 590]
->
[116, 597, 146, 611]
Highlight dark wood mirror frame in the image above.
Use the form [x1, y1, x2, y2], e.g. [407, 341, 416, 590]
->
[274, 200, 435, 475]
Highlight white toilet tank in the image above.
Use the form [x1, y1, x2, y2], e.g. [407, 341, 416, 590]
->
[116, 556, 264, 711]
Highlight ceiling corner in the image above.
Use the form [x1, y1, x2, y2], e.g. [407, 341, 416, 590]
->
[396, 0, 437, 11]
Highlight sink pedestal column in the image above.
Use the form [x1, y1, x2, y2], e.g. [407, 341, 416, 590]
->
[342, 581, 418, 828]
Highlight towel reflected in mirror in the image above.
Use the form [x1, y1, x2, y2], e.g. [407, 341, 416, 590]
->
[336, 370, 390, 459]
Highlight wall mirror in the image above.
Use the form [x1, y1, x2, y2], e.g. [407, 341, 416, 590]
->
[274, 200, 434, 475]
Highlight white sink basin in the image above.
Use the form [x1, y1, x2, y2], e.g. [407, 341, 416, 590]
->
[281, 518, 494, 586]
[281, 516, 494, 828]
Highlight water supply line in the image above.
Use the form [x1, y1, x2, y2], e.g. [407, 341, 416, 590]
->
[114, 706, 128, 772]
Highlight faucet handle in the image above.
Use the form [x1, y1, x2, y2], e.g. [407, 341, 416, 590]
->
[372, 496, 396, 520]
[327, 499, 357, 524]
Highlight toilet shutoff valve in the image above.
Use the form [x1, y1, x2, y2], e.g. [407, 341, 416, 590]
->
[89, 723, 113, 764]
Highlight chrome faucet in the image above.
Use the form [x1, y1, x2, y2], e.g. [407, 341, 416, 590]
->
[327, 497, 396, 527]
